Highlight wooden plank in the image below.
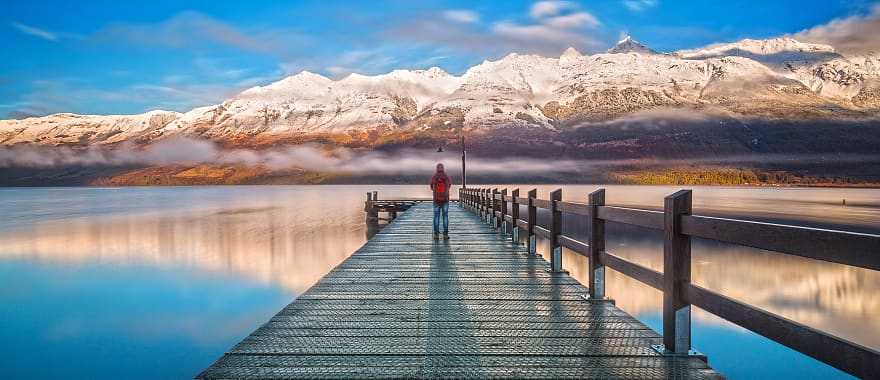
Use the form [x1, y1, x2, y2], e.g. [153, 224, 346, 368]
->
[532, 198, 552, 210]
[681, 215, 880, 271]
[534, 225, 552, 239]
[199, 201, 721, 380]
[559, 235, 589, 255]
[601, 252, 664, 291]
[557, 200, 590, 216]
[686, 284, 880, 379]
[598, 206, 664, 230]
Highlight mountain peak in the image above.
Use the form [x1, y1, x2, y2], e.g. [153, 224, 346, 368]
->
[560, 47, 583, 63]
[608, 36, 657, 54]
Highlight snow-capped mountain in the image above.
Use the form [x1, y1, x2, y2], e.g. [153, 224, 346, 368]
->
[607, 36, 658, 55]
[2, 37, 879, 147]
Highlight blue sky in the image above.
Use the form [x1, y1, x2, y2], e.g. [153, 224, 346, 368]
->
[1, 0, 877, 118]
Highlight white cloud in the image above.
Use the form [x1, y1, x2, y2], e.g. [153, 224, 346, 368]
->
[543, 12, 600, 29]
[386, 1, 604, 56]
[11, 22, 58, 41]
[90, 11, 310, 58]
[622, 0, 658, 12]
[794, 4, 880, 54]
[530, 1, 574, 19]
[442, 10, 479, 23]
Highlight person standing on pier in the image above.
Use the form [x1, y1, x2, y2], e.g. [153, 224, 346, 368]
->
[430, 163, 452, 240]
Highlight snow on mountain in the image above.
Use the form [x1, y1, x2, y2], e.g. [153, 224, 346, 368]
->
[677, 37, 838, 62]
[3, 37, 879, 146]
[0, 110, 182, 146]
[607, 36, 658, 55]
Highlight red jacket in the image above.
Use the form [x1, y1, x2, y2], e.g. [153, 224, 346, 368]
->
[430, 171, 452, 203]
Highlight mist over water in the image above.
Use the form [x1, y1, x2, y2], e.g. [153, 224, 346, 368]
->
[0, 185, 877, 379]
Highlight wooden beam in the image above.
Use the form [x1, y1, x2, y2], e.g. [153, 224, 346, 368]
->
[681, 215, 880, 271]
[527, 189, 537, 255]
[511, 189, 520, 244]
[686, 284, 880, 379]
[663, 189, 692, 354]
[588, 189, 606, 299]
[550, 189, 563, 273]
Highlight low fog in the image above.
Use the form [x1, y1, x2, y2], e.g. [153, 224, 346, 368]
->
[1, 137, 876, 176]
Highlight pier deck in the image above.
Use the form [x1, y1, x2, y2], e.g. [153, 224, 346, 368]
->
[198, 201, 721, 379]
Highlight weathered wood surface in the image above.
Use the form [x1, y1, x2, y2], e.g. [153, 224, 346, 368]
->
[198, 202, 721, 379]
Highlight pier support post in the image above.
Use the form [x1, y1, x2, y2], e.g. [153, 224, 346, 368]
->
[588, 189, 606, 299]
[663, 190, 693, 354]
[550, 189, 563, 272]
[481, 188, 488, 221]
[481, 189, 488, 222]
[500, 189, 508, 234]
[489, 188, 498, 229]
[527, 189, 537, 255]
[511, 189, 520, 244]
[365, 192, 378, 223]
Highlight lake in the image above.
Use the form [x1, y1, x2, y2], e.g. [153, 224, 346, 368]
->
[0, 185, 877, 379]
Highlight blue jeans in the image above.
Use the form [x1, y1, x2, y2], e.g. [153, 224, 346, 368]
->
[433, 202, 449, 235]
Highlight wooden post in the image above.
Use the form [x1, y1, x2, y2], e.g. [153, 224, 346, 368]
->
[550, 189, 563, 273]
[663, 189, 692, 354]
[365, 192, 378, 224]
[480, 189, 487, 220]
[588, 189, 606, 299]
[500, 189, 508, 234]
[527, 189, 537, 255]
[511, 189, 520, 244]
[492, 188, 500, 229]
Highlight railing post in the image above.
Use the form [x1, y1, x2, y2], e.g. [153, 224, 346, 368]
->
[365, 192, 378, 224]
[491, 188, 499, 227]
[481, 189, 488, 221]
[500, 189, 508, 235]
[527, 189, 537, 255]
[550, 189, 563, 273]
[511, 189, 520, 244]
[663, 189, 693, 354]
[588, 189, 606, 299]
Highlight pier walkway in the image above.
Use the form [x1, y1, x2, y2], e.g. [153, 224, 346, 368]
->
[198, 201, 722, 379]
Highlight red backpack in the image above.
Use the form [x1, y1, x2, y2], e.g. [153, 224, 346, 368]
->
[433, 176, 449, 202]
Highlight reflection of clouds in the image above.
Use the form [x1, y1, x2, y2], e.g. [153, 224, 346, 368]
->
[0, 201, 367, 294]
[42, 307, 280, 346]
[543, 235, 880, 350]
[2, 185, 878, 351]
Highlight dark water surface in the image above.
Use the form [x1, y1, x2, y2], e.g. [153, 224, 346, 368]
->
[0, 185, 877, 379]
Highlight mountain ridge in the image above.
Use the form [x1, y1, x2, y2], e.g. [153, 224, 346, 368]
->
[2, 36, 880, 148]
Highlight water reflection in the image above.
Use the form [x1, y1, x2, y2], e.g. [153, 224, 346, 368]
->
[0, 185, 877, 379]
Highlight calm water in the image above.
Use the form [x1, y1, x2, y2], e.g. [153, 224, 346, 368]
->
[0, 185, 877, 379]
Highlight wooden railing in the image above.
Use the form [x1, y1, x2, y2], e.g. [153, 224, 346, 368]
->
[459, 187, 880, 379]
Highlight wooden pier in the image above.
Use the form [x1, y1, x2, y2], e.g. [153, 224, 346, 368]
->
[199, 187, 880, 379]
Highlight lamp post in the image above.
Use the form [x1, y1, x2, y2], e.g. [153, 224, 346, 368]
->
[460, 133, 466, 189]
[438, 131, 466, 189]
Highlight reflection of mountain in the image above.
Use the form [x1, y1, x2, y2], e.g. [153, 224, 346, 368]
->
[0, 185, 877, 351]
[0, 206, 365, 294]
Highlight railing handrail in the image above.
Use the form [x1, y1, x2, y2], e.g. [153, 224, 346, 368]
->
[457, 186, 880, 378]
